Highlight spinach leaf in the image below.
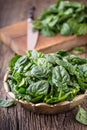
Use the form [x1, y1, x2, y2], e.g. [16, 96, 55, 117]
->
[46, 91, 72, 104]
[0, 99, 15, 108]
[44, 54, 57, 65]
[30, 66, 51, 79]
[76, 64, 87, 90]
[64, 55, 87, 65]
[74, 24, 87, 35]
[26, 80, 49, 98]
[72, 47, 85, 55]
[37, 58, 52, 68]
[55, 58, 76, 75]
[52, 66, 70, 87]
[14, 56, 28, 72]
[41, 26, 55, 36]
[9, 55, 21, 71]
[70, 1, 84, 8]
[77, 64, 87, 81]
[76, 107, 87, 125]
[55, 50, 69, 58]
[12, 72, 22, 84]
[60, 23, 71, 35]
[18, 87, 26, 94]
[7, 79, 16, 92]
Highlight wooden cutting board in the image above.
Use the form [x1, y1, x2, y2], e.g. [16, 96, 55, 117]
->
[0, 20, 87, 55]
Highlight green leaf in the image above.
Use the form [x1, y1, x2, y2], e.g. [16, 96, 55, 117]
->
[26, 80, 49, 98]
[56, 0, 62, 8]
[0, 99, 15, 108]
[41, 15, 54, 26]
[19, 78, 28, 87]
[55, 58, 76, 75]
[55, 50, 69, 58]
[13, 72, 22, 84]
[14, 56, 28, 72]
[76, 13, 85, 23]
[9, 55, 21, 71]
[30, 66, 51, 79]
[18, 87, 26, 94]
[28, 50, 44, 60]
[77, 64, 87, 80]
[72, 47, 85, 55]
[46, 90, 71, 104]
[48, 16, 59, 28]
[67, 18, 78, 34]
[75, 64, 87, 91]
[64, 8, 73, 15]
[33, 20, 42, 30]
[7, 79, 15, 92]
[44, 54, 57, 65]
[52, 66, 70, 86]
[64, 55, 87, 65]
[76, 107, 87, 125]
[37, 58, 52, 68]
[41, 27, 55, 36]
[75, 24, 87, 35]
[70, 1, 85, 8]
[57, 1, 65, 11]
[33, 0, 87, 36]
[60, 23, 71, 36]
[31, 95, 44, 103]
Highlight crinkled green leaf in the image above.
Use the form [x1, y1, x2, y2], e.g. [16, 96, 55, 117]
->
[75, 24, 87, 35]
[76, 107, 87, 125]
[30, 66, 51, 79]
[33, 0, 87, 36]
[26, 80, 49, 102]
[52, 66, 70, 86]
[41, 27, 55, 36]
[0, 99, 15, 108]
[9, 55, 21, 71]
[60, 23, 71, 35]
[72, 47, 85, 55]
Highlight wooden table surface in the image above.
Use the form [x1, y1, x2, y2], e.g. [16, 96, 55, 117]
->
[0, 0, 87, 130]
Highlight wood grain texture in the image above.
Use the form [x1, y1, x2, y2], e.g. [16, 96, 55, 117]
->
[0, 42, 87, 130]
[0, 0, 87, 129]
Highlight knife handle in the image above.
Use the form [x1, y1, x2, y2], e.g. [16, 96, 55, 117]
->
[28, 6, 36, 20]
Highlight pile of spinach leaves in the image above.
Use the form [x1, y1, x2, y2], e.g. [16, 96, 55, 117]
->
[6, 50, 87, 104]
[33, 0, 87, 36]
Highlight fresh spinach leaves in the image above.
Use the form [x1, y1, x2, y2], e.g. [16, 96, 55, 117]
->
[7, 50, 87, 104]
[33, 0, 87, 36]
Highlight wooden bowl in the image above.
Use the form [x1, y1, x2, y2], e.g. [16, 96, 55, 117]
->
[4, 71, 87, 114]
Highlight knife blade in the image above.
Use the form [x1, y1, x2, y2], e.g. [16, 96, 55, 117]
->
[27, 7, 39, 50]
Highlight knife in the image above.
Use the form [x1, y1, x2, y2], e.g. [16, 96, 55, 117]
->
[27, 7, 39, 50]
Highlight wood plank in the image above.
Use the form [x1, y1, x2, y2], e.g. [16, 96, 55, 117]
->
[1, 0, 87, 130]
[0, 21, 87, 55]
[0, 21, 27, 38]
